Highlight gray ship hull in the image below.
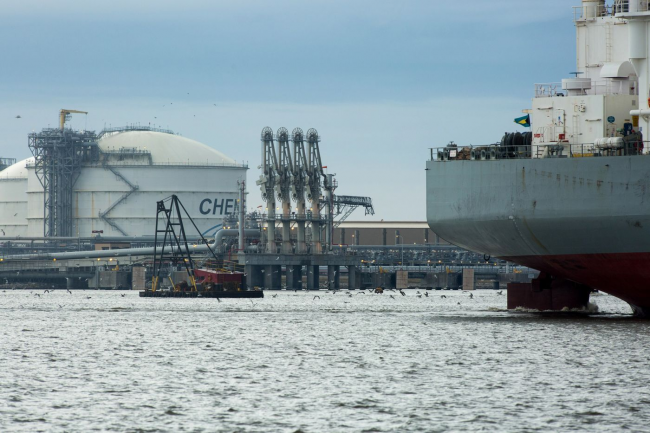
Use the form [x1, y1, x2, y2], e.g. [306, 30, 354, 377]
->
[426, 155, 650, 312]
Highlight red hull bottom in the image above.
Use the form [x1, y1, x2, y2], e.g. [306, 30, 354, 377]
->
[501, 253, 650, 315]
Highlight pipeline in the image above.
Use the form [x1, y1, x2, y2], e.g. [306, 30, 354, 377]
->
[214, 229, 261, 253]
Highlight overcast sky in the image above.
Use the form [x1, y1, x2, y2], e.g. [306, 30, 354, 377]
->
[0, 0, 575, 220]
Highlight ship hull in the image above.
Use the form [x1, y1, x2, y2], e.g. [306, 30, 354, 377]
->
[426, 155, 650, 313]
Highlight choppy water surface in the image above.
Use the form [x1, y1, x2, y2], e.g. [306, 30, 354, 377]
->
[1, 289, 649, 432]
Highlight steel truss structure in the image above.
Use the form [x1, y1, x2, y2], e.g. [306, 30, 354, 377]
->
[28, 128, 99, 237]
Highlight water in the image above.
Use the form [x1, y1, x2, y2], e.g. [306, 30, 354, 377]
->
[1, 289, 649, 432]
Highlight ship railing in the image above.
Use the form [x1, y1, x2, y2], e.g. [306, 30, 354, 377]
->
[429, 141, 650, 161]
[571, 2, 650, 20]
[534, 80, 637, 97]
[535, 83, 563, 98]
[573, 4, 613, 21]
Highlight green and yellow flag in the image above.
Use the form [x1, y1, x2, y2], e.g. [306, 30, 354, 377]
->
[514, 114, 530, 128]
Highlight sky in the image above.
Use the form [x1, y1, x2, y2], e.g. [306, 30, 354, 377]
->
[0, 0, 576, 220]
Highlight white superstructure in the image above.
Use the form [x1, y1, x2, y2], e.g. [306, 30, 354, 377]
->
[0, 129, 246, 238]
[530, 0, 649, 157]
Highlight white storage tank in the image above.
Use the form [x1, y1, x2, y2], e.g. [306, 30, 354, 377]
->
[25, 129, 247, 237]
[0, 158, 32, 237]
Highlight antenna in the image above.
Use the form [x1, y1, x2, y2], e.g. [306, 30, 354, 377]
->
[569, 71, 584, 78]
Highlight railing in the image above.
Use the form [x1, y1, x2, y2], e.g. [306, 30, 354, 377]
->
[429, 141, 649, 161]
[535, 81, 638, 98]
[101, 148, 152, 156]
[363, 265, 536, 274]
[26, 161, 248, 169]
[535, 83, 563, 98]
[257, 213, 328, 222]
[572, 2, 650, 21]
[98, 125, 175, 137]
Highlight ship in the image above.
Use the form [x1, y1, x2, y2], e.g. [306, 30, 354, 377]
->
[426, 0, 650, 316]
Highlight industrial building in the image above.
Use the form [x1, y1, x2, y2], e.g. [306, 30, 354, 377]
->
[0, 125, 246, 238]
[334, 221, 449, 246]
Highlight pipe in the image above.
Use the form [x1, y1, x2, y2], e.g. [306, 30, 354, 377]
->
[630, 109, 650, 117]
[5, 243, 215, 261]
[1, 230, 261, 260]
[214, 229, 261, 253]
[0, 236, 158, 242]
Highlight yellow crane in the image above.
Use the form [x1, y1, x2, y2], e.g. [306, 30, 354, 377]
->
[59, 109, 88, 130]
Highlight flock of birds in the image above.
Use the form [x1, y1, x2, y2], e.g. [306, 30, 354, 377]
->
[265, 287, 506, 305]
[3, 287, 505, 309]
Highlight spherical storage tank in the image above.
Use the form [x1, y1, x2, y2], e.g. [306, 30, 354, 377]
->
[23, 129, 247, 237]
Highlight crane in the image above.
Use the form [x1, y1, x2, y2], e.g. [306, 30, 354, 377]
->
[59, 109, 88, 130]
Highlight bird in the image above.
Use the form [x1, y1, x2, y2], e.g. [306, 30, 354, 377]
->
[272, 294, 277, 298]
[1, 229, 4, 235]
[249, 299, 256, 307]
[389, 295, 395, 299]
[457, 302, 461, 305]
[357, 291, 365, 295]
[424, 292, 429, 297]
[400, 290, 406, 296]
[86, 296, 92, 299]
[275, 257, 280, 261]
[120, 294, 126, 297]
[469, 293, 474, 299]
[15, 115, 21, 119]
[441, 295, 447, 298]
[313, 295, 320, 300]
[416, 291, 421, 294]
[58, 304, 63, 308]
[67, 289, 72, 294]
[497, 290, 503, 295]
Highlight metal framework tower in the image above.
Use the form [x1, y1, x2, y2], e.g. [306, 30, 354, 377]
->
[306, 129, 324, 254]
[291, 128, 308, 253]
[28, 128, 99, 237]
[257, 127, 278, 253]
[276, 127, 294, 254]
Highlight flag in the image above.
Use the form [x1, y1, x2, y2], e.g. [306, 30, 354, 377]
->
[514, 114, 530, 127]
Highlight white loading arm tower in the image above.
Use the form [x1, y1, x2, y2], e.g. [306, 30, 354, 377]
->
[291, 128, 309, 253]
[306, 128, 324, 253]
[257, 127, 278, 253]
[275, 127, 294, 254]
